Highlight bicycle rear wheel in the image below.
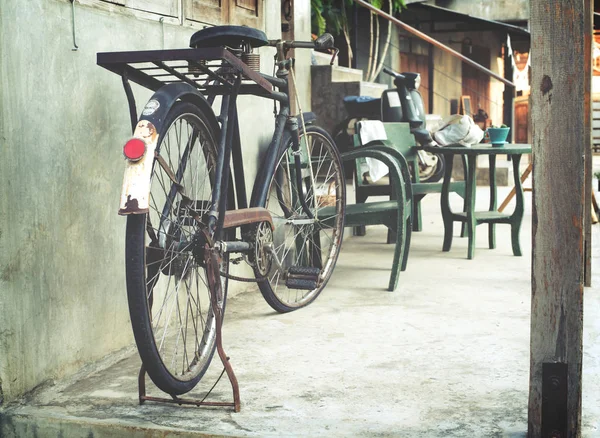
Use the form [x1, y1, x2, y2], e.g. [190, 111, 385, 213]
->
[125, 102, 227, 395]
[255, 125, 345, 313]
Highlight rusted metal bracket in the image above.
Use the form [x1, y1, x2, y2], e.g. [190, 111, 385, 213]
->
[138, 362, 240, 411]
[542, 362, 568, 438]
[154, 152, 183, 191]
[137, 240, 241, 412]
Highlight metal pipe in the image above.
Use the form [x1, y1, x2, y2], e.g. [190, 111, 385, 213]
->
[353, 0, 516, 88]
[121, 73, 137, 134]
[70, 0, 79, 51]
[216, 74, 243, 240]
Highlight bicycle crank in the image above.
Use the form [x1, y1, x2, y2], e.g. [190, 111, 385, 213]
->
[261, 240, 321, 290]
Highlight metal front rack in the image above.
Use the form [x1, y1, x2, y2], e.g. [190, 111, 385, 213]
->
[97, 47, 275, 97]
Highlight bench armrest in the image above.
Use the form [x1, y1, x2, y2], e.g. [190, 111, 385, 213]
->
[340, 148, 410, 210]
[350, 140, 414, 201]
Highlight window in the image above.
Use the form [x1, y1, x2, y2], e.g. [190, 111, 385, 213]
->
[92, 0, 262, 28]
[186, 0, 261, 27]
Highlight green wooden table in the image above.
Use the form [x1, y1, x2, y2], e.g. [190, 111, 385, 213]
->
[423, 143, 532, 259]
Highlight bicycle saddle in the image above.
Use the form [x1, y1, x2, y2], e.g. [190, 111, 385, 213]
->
[190, 25, 269, 49]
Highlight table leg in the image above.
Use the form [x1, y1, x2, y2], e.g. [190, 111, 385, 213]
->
[466, 155, 477, 259]
[460, 155, 468, 238]
[441, 152, 454, 252]
[488, 155, 497, 249]
[510, 154, 524, 256]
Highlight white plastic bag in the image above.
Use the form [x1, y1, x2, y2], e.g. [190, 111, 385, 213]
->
[356, 120, 389, 182]
[433, 114, 484, 147]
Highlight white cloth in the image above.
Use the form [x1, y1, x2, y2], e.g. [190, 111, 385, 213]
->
[357, 120, 389, 182]
[432, 114, 484, 147]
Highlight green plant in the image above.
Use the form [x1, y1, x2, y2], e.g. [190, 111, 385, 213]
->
[594, 171, 600, 179]
[311, 0, 354, 65]
[311, 0, 405, 70]
[365, 0, 406, 81]
[489, 124, 509, 129]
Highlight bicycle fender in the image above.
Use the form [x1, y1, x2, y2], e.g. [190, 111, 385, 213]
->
[297, 112, 317, 126]
[119, 83, 218, 215]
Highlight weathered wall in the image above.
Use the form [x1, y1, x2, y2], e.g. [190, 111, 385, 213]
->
[432, 0, 530, 23]
[431, 46, 462, 117]
[0, 0, 308, 404]
[428, 30, 506, 122]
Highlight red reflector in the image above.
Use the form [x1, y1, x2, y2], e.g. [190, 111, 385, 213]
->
[123, 138, 146, 161]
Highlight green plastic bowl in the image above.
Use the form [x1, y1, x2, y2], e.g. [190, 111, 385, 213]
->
[486, 127, 510, 146]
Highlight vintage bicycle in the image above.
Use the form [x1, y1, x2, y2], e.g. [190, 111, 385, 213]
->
[97, 26, 345, 397]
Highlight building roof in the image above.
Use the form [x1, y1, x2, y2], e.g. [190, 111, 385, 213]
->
[400, 2, 530, 40]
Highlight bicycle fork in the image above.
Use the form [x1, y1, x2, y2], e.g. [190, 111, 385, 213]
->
[287, 116, 315, 220]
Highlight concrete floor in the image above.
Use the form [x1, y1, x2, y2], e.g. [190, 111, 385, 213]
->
[2, 181, 600, 437]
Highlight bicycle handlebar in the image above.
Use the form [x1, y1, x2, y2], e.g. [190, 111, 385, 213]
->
[268, 33, 335, 51]
[383, 67, 405, 80]
[289, 41, 317, 49]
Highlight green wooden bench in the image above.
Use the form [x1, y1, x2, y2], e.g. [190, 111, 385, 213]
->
[354, 122, 467, 235]
[320, 145, 413, 291]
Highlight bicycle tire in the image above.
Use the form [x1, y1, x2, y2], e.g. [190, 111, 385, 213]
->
[255, 125, 345, 313]
[125, 101, 228, 395]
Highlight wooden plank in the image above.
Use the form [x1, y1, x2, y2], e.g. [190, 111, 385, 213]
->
[528, 0, 589, 436]
[229, 0, 262, 27]
[236, 0, 256, 12]
[186, 0, 225, 25]
[185, 0, 262, 27]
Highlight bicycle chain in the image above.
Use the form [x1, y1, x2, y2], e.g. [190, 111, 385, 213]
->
[219, 270, 268, 283]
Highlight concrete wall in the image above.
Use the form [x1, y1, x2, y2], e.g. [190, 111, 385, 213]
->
[0, 0, 309, 404]
[432, 0, 530, 23]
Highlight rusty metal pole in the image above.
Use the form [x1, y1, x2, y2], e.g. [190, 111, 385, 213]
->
[352, 0, 516, 88]
[528, 0, 591, 436]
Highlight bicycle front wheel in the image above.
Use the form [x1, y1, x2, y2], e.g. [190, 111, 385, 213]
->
[125, 102, 227, 395]
[256, 125, 345, 313]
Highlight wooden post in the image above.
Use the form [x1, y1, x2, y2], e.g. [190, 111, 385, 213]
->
[528, 1, 591, 437]
[584, 0, 593, 287]
[503, 38, 515, 142]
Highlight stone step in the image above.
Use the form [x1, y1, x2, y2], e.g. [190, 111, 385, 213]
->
[311, 70, 388, 135]
[311, 64, 364, 83]
[312, 50, 338, 66]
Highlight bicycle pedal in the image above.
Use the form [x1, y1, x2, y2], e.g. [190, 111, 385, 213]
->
[285, 266, 320, 290]
[287, 266, 321, 277]
[285, 277, 318, 290]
